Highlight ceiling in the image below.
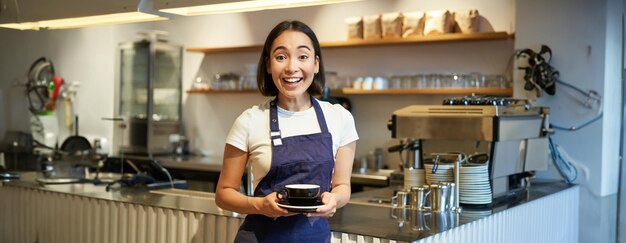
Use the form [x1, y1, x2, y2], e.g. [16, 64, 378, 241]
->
[0, 0, 238, 24]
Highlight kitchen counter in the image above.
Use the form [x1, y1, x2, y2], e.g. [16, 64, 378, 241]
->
[124, 154, 225, 173]
[350, 169, 394, 187]
[1, 172, 578, 242]
[130, 155, 390, 182]
[126, 155, 392, 192]
[333, 181, 576, 241]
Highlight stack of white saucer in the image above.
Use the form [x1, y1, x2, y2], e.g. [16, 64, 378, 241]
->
[403, 169, 425, 190]
[424, 163, 454, 184]
[459, 163, 492, 204]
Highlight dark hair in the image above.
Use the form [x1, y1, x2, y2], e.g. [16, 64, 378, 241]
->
[257, 20, 325, 96]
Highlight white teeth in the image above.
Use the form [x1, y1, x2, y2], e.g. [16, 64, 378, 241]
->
[283, 77, 302, 83]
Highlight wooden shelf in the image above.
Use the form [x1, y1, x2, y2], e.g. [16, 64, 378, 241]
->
[186, 32, 513, 53]
[340, 88, 512, 96]
[186, 89, 259, 94]
[187, 87, 512, 96]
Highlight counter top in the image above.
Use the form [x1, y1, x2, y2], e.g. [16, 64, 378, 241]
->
[2, 172, 241, 218]
[2, 172, 574, 242]
[350, 169, 393, 187]
[129, 155, 392, 188]
[331, 180, 575, 241]
[126, 155, 225, 173]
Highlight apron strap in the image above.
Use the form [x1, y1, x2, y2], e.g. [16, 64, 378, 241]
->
[310, 96, 330, 134]
[269, 99, 282, 146]
[269, 96, 330, 146]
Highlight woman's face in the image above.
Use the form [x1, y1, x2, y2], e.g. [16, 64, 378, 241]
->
[267, 30, 319, 100]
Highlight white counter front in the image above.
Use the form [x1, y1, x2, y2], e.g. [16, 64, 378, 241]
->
[0, 174, 578, 243]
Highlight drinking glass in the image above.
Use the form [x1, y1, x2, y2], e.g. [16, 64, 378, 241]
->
[402, 75, 413, 89]
[390, 75, 403, 89]
[451, 73, 465, 88]
[440, 74, 454, 88]
[325, 71, 338, 89]
[466, 72, 482, 88]
[413, 74, 427, 88]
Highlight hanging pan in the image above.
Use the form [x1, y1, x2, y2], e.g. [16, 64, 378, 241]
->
[60, 116, 92, 154]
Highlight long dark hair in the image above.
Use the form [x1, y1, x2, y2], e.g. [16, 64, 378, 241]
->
[257, 20, 325, 96]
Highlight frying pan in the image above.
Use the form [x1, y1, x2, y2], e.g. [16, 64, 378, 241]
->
[60, 116, 92, 153]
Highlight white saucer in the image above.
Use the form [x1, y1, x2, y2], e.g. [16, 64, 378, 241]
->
[277, 203, 323, 213]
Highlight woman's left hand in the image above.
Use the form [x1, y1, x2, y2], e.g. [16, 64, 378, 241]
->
[307, 192, 337, 218]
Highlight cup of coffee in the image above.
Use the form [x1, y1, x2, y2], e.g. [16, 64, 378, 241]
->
[276, 184, 320, 206]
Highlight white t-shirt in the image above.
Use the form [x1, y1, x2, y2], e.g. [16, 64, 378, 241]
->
[225, 98, 359, 190]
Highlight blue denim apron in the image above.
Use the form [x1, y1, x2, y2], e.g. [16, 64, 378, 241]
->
[234, 97, 334, 243]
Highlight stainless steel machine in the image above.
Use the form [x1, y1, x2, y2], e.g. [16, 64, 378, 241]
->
[388, 96, 551, 201]
[117, 32, 182, 156]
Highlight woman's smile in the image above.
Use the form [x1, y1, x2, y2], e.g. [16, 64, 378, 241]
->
[283, 77, 303, 83]
[281, 76, 304, 90]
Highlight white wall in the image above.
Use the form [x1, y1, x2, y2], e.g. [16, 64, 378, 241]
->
[515, 0, 622, 197]
[515, 0, 622, 242]
[0, 0, 516, 164]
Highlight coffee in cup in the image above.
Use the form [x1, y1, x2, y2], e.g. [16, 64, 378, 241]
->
[277, 184, 320, 206]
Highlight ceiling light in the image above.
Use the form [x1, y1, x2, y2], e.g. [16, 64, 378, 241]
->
[0, 12, 167, 30]
[160, 0, 361, 16]
[0, 0, 360, 30]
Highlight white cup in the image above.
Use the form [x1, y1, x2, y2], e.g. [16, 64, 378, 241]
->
[373, 77, 388, 90]
[362, 77, 373, 90]
[352, 77, 363, 89]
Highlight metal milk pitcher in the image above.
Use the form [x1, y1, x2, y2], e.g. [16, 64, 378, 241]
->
[411, 185, 430, 211]
[392, 191, 410, 208]
[441, 182, 456, 211]
[430, 184, 449, 212]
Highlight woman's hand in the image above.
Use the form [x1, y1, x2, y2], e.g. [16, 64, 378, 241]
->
[253, 192, 297, 218]
[307, 192, 337, 218]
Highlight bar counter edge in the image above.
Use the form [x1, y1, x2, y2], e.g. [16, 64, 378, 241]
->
[0, 173, 578, 243]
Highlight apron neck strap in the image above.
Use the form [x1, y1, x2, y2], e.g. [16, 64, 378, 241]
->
[269, 96, 329, 137]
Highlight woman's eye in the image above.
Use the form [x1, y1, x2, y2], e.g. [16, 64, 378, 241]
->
[298, 55, 309, 61]
[275, 55, 286, 61]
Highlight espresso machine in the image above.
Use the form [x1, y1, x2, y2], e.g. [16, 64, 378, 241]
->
[387, 96, 551, 201]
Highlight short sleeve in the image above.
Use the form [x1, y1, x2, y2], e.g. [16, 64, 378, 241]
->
[225, 110, 250, 152]
[338, 106, 359, 147]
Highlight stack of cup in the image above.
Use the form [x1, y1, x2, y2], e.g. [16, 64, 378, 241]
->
[404, 168, 425, 191]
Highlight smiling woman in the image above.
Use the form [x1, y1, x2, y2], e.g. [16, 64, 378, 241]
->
[215, 20, 358, 243]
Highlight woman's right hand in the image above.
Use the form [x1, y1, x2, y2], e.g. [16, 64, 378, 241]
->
[251, 192, 296, 218]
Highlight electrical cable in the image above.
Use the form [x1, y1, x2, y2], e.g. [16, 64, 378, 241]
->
[159, 163, 175, 188]
[550, 113, 603, 131]
[550, 79, 603, 131]
[548, 136, 578, 184]
[545, 79, 600, 184]
[515, 46, 598, 185]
